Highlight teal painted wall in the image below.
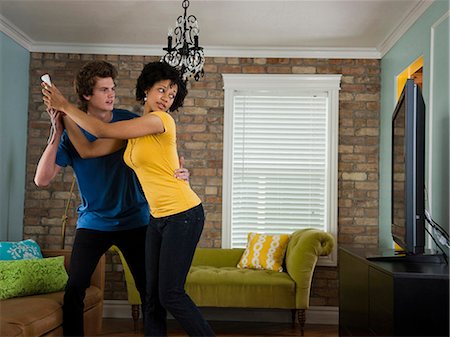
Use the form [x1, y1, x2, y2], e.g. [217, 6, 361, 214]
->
[380, 1, 449, 250]
[0, 32, 30, 240]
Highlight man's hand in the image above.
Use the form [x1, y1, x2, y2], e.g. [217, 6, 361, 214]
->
[175, 156, 190, 182]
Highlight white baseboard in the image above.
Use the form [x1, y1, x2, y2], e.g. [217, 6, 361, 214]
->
[103, 300, 338, 325]
[103, 300, 136, 319]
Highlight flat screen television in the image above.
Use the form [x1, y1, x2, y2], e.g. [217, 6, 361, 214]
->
[391, 78, 426, 255]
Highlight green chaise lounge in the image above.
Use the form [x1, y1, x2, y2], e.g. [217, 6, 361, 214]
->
[118, 228, 335, 336]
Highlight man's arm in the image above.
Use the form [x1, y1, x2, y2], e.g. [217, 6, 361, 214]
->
[34, 110, 63, 187]
[64, 117, 125, 159]
[175, 156, 190, 182]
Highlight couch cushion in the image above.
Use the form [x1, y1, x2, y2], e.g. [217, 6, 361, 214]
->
[0, 297, 62, 336]
[42, 326, 64, 336]
[186, 266, 296, 308]
[0, 323, 22, 337]
[0, 239, 43, 260]
[32, 286, 103, 311]
[0, 256, 68, 300]
[237, 233, 290, 272]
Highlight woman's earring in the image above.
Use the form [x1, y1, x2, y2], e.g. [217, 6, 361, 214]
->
[144, 96, 147, 102]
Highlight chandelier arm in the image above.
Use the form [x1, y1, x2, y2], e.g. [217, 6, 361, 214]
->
[162, 0, 204, 83]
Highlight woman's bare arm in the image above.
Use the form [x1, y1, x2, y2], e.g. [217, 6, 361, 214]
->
[64, 116, 126, 158]
[42, 83, 164, 139]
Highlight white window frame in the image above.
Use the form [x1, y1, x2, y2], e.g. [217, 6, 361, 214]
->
[222, 74, 341, 266]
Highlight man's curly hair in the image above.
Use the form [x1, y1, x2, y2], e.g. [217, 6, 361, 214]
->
[75, 61, 117, 112]
[136, 62, 187, 112]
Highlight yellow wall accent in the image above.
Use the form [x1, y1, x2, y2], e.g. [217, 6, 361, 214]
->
[393, 56, 424, 250]
[396, 56, 423, 100]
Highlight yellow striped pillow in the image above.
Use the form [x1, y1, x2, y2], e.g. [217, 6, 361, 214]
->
[237, 232, 290, 272]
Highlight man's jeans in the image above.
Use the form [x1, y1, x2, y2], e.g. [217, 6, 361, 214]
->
[63, 226, 147, 336]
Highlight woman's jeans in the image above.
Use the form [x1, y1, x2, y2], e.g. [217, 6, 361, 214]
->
[144, 204, 215, 337]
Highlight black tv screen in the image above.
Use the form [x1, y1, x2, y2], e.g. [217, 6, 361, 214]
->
[391, 79, 426, 255]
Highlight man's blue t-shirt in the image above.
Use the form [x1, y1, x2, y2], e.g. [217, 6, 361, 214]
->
[56, 109, 150, 231]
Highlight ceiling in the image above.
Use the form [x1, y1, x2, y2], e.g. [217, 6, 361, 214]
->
[0, 0, 433, 59]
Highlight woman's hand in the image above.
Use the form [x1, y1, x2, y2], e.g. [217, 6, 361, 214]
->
[42, 82, 70, 113]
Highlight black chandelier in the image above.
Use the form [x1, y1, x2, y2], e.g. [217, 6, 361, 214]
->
[162, 0, 205, 82]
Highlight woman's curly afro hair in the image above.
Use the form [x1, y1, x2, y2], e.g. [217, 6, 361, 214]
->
[136, 61, 188, 112]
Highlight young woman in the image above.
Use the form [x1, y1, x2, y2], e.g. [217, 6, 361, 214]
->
[42, 61, 215, 337]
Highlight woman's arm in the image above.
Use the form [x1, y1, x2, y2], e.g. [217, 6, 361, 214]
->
[42, 83, 164, 139]
[64, 116, 126, 158]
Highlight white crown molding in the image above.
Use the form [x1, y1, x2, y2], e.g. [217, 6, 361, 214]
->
[0, 14, 33, 50]
[378, 0, 434, 57]
[28, 42, 167, 57]
[27, 42, 380, 59]
[205, 46, 380, 59]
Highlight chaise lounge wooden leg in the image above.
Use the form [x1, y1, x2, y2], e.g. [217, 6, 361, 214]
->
[297, 309, 305, 336]
[131, 304, 140, 332]
[291, 309, 296, 325]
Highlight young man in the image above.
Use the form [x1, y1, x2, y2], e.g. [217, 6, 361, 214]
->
[34, 61, 188, 336]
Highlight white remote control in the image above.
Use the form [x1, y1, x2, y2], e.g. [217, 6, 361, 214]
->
[41, 74, 52, 87]
[41, 73, 56, 144]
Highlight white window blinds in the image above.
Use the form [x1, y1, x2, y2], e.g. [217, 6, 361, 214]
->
[231, 94, 328, 247]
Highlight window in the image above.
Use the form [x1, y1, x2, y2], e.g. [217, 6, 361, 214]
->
[222, 74, 341, 266]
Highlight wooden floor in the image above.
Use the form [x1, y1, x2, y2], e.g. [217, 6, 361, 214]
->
[100, 318, 338, 337]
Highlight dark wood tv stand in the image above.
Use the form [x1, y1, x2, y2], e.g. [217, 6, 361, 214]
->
[339, 246, 449, 336]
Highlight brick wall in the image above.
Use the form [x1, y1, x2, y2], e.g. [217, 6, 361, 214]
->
[25, 53, 380, 306]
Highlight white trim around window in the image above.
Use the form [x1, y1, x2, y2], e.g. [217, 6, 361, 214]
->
[222, 74, 341, 266]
